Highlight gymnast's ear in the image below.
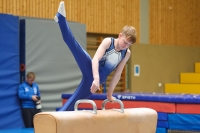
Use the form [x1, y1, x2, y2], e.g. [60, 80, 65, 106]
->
[118, 33, 123, 38]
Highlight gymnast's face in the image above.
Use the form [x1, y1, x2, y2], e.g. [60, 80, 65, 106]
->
[118, 33, 132, 50]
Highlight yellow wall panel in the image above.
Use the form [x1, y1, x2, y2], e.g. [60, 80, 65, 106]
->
[0, 0, 2, 13]
[0, 0, 140, 37]
[1, 0, 199, 46]
[149, 0, 200, 47]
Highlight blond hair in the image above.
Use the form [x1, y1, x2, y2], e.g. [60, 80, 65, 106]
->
[27, 72, 35, 79]
[121, 25, 137, 44]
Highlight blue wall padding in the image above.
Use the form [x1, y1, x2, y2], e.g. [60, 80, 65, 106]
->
[157, 121, 169, 128]
[158, 112, 168, 121]
[156, 128, 167, 133]
[168, 114, 200, 125]
[0, 13, 25, 129]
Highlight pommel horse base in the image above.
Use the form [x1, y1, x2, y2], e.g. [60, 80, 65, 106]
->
[34, 99, 157, 133]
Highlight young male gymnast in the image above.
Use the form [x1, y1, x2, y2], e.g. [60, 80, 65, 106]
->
[54, 1, 137, 111]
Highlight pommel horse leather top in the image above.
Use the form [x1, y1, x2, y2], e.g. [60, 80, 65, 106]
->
[34, 99, 157, 133]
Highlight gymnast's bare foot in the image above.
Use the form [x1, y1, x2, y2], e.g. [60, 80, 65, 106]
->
[54, 1, 66, 22]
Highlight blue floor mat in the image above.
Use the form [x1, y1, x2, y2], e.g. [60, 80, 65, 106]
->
[0, 128, 34, 133]
[156, 127, 167, 133]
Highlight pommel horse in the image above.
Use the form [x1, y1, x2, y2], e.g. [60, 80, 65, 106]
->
[34, 99, 157, 133]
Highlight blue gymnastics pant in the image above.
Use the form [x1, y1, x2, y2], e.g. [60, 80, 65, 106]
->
[56, 13, 106, 111]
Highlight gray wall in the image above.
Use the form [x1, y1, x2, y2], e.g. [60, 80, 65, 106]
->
[24, 18, 86, 111]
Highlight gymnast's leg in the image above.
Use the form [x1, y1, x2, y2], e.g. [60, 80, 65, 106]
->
[54, 1, 92, 76]
[54, 1, 93, 111]
[59, 77, 93, 111]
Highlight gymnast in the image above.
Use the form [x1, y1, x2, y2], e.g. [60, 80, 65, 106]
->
[54, 1, 137, 111]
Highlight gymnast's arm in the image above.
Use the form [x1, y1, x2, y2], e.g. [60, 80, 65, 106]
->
[107, 49, 131, 101]
[90, 38, 111, 93]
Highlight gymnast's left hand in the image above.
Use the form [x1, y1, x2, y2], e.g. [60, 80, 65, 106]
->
[90, 79, 100, 93]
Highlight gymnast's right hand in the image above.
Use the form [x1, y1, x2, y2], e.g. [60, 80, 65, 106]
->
[90, 79, 100, 93]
